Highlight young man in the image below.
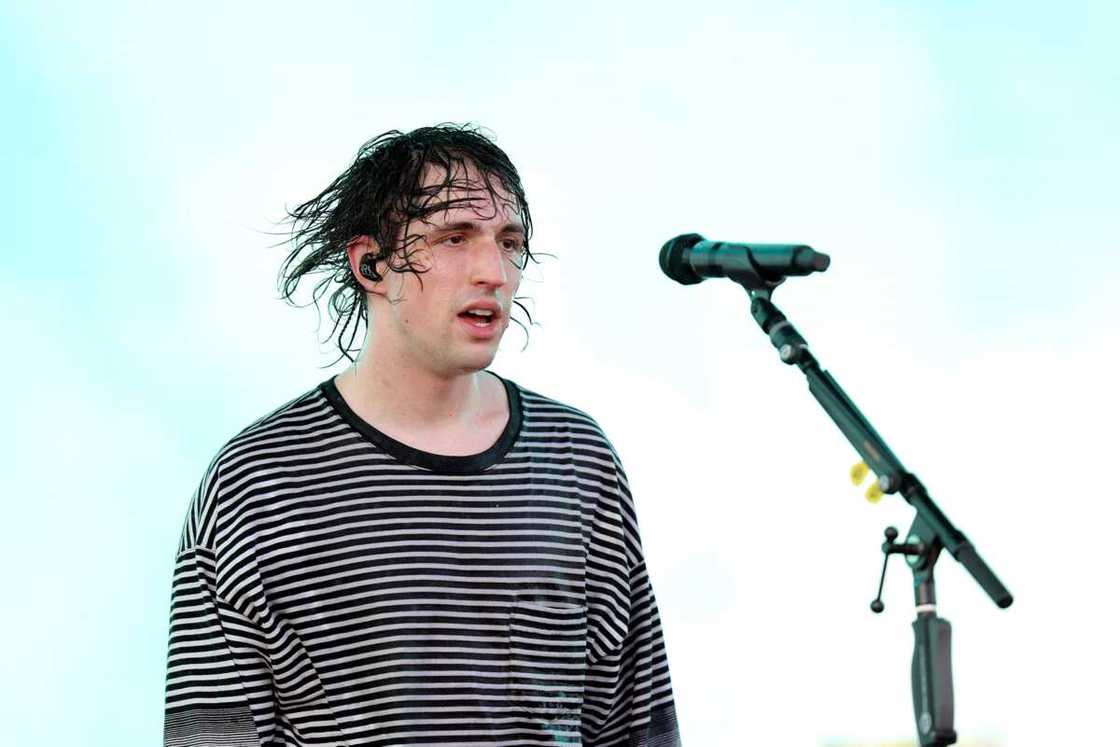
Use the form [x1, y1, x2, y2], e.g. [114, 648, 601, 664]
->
[163, 125, 681, 746]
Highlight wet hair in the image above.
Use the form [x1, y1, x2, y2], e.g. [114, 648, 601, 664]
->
[276, 123, 537, 366]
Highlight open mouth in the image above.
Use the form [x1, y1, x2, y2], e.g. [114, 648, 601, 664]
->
[458, 309, 497, 328]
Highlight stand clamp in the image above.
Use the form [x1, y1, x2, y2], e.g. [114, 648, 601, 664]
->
[871, 520, 958, 747]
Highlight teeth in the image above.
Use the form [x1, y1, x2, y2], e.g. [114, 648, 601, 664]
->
[469, 309, 494, 317]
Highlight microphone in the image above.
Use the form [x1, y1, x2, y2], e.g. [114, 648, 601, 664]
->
[660, 233, 830, 289]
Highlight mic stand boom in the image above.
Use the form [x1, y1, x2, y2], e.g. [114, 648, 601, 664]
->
[747, 288, 1013, 747]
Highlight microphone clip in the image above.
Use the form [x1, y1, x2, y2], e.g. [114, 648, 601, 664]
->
[749, 291, 811, 366]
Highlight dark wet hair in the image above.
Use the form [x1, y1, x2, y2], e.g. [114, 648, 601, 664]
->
[276, 123, 537, 366]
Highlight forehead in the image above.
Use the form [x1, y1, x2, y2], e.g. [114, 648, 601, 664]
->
[414, 160, 521, 226]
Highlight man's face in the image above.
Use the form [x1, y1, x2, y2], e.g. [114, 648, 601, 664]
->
[371, 163, 526, 378]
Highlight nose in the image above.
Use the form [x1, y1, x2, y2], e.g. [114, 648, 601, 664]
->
[471, 237, 511, 287]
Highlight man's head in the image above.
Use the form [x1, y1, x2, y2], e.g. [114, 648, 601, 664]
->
[277, 124, 535, 367]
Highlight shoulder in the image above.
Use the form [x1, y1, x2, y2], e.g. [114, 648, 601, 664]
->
[215, 381, 334, 469]
[503, 375, 628, 473]
[508, 378, 612, 440]
[512, 380, 618, 443]
[176, 380, 336, 553]
[505, 378, 647, 564]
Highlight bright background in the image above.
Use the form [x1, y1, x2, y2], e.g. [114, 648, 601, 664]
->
[2, 1, 1116, 745]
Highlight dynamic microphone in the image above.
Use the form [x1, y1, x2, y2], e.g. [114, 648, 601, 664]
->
[660, 233, 830, 290]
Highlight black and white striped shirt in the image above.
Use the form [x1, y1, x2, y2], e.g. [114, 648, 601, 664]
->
[164, 372, 680, 746]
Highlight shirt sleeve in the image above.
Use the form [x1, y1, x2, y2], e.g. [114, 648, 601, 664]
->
[582, 558, 682, 746]
[163, 545, 276, 747]
[581, 449, 682, 746]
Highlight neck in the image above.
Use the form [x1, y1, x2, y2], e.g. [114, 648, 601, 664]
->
[339, 344, 493, 433]
[334, 356, 512, 459]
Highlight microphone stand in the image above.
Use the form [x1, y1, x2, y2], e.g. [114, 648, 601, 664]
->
[745, 286, 1013, 747]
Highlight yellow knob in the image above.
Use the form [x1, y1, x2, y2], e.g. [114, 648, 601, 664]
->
[850, 461, 869, 485]
[865, 482, 883, 504]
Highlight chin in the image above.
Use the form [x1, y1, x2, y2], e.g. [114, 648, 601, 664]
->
[450, 352, 498, 375]
[469, 354, 499, 372]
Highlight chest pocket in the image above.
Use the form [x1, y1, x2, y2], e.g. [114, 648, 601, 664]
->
[506, 599, 588, 721]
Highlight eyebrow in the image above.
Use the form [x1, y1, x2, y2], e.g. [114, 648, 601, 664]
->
[430, 220, 526, 236]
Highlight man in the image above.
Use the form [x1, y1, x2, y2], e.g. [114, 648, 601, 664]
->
[164, 124, 680, 746]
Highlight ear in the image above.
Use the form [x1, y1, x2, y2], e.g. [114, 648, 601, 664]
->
[347, 236, 390, 298]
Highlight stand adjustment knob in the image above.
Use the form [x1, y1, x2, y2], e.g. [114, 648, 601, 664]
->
[870, 526, 926, 613]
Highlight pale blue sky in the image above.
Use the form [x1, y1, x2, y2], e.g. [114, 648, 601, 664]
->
[2, 2, 1117, 745]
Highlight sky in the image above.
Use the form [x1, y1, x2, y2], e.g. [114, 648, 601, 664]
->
[1, 1, 1117, 745]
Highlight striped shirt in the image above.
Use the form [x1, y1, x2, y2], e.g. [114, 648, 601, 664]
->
[164, 372, 680, 746]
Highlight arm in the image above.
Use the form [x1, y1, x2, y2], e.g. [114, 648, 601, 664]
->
[582, 559, 681, 747]
[164, 545, 276, 747]
[581, 451, 681, 746]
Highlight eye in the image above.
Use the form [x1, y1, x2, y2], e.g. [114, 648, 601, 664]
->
[501, 239, 528, 266]
[441, 234, 466, 246]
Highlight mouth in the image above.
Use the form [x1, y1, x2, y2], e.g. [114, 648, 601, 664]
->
[457, 302, 502, 330]
[458, 310, 497, 329]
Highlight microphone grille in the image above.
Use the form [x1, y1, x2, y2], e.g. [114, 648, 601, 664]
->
[659, 233, 705, 285]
